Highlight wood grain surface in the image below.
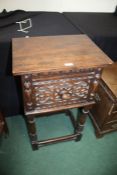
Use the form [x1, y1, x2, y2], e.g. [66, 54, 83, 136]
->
[12, 34, 113, 75]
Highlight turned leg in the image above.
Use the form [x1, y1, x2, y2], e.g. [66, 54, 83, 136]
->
[26, 115, 38, 150]
[75, 106, 91, 141]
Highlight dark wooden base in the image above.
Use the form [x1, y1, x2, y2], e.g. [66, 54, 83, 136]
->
[26, 106, 90, 150]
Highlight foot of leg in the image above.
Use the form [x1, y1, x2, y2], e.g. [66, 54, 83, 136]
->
[26, 115, 38, 150]
[75, 106, 91, 141]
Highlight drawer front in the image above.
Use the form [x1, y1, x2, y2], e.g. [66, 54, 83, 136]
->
[32, 77, 90, 110]
[22, 70, 99, 113]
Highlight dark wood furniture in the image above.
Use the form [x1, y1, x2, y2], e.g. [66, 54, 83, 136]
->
[0, 111, 8, 135]
[90, 62, 117, 138]
[12, 34, 112, 150]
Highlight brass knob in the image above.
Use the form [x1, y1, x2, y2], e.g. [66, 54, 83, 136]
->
[61, 93, 71, 100]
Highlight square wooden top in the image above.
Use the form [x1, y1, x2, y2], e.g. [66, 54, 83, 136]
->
[12, 34, 113, 75]
[102, 62, 117, 97]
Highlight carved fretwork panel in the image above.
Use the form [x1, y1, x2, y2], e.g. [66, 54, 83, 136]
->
[22, 75, 34, 111]
[22, 68, 101, 113]
[32, 77, 90, 108]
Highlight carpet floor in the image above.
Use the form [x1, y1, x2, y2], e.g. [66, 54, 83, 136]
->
[0, 110, 117, 175]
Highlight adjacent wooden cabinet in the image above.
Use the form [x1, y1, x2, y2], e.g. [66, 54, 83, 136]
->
[90, 63, 117, 138]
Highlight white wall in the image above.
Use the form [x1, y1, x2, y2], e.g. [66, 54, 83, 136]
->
[0, 0, 116, 12]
